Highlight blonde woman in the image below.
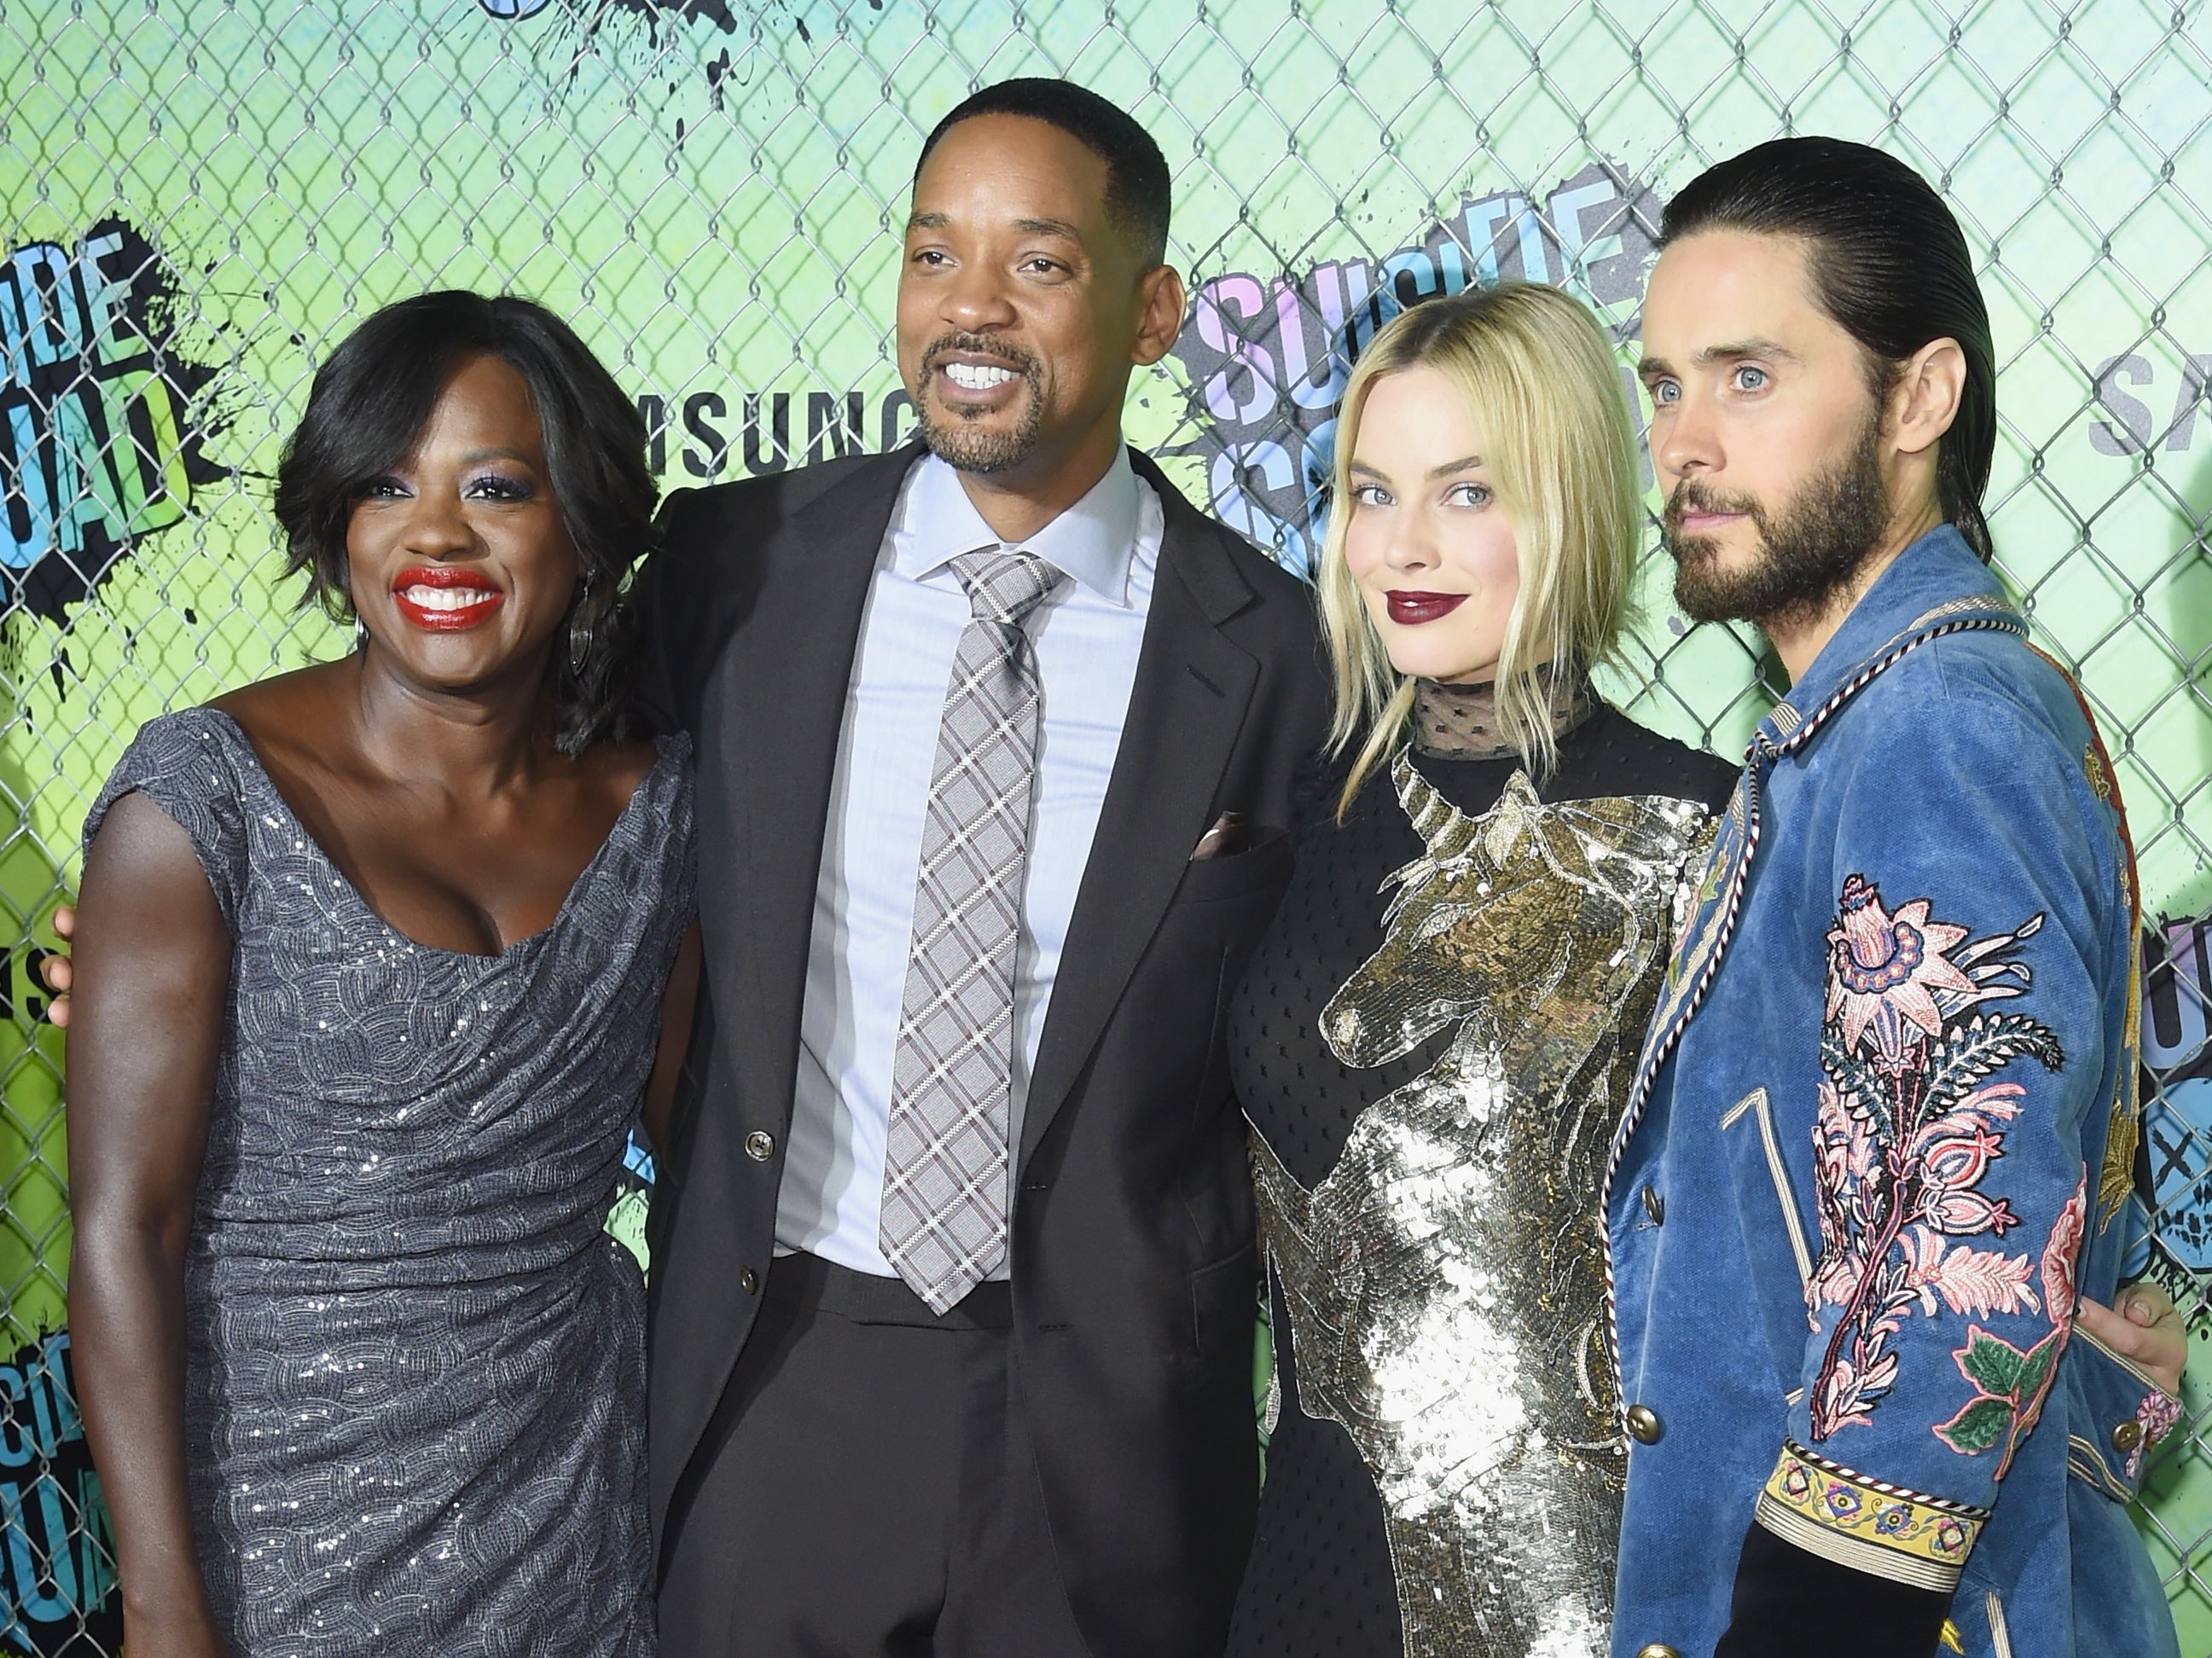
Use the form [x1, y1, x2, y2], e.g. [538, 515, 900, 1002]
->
[1222, 282, 1734, 1657]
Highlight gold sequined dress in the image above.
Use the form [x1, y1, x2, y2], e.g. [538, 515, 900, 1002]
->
[1224, 684, 1734, 1658]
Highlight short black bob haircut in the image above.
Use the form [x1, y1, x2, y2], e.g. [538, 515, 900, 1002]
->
[1660, 136, 1998, 562]
[273, 290, 656, 755]
[916, 78, 1173, 270]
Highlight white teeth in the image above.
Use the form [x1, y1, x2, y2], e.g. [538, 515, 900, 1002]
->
[401, 585, 497, 611]
[943, 362, 1019, 391]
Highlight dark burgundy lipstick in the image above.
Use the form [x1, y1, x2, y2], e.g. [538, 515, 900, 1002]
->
[1385, 589, 1469, 626]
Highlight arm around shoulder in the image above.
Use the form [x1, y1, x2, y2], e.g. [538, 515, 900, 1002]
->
[630, 482, 767, 739]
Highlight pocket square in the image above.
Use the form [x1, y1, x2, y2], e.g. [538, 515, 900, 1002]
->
[1188, 811, 1250, 861]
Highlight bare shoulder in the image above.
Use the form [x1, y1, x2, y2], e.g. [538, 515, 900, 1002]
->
[208, 660, 356, 750]
[579, 735, 661, 807]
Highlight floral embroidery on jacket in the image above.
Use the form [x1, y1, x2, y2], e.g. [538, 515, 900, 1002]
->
[1931, 1174, 2085, 1475]
[1807, 874, 2064, 1444]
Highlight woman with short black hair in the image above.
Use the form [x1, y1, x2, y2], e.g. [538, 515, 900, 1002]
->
[65, 290, 696, 1657]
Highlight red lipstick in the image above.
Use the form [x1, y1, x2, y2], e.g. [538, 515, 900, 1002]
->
[1385, 590, 1469, 626]
[392, 565, 505, 633]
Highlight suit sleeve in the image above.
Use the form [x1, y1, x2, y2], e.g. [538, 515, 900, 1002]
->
[1725, 693, 2128, 1649]
[627, 486, 708, 739]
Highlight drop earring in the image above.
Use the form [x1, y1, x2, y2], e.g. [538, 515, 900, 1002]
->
[567, 575, 595, 675]
[354, 614, 369, 651]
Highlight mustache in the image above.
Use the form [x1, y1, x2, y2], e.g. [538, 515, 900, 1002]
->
[920, 332, 1040, 380]
[1663, 480, 1765, 537]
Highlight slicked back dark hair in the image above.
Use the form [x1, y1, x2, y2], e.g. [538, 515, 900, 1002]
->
[273, 290, 656, 755]
[1660, 136, 1997, 560]
[916, 78, 1172, 269]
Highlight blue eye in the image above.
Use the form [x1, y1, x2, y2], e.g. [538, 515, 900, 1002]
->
[1649, 380, 1681, 407]
[1351, 484, 1393, 507]
[1447, 483, 1493, 509]
[1733, 365, 1769, 391]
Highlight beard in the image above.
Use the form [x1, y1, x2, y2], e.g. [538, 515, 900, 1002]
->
[1664, 409, 1892, 631]
[912, 332, 1046, 474]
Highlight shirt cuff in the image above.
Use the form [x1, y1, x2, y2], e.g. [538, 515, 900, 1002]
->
[1752, 1440, 1986, 1594]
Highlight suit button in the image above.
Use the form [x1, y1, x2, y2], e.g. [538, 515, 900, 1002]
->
[739, 1267, 758, 1295]
[1626, 1404, 1663, 1445]
[2112, 1418, 2145, 1453]
[745, 1130, 775, 1162]
[1640, 1186, 1665, 1226]
[1635, 1645, 1681, 1658]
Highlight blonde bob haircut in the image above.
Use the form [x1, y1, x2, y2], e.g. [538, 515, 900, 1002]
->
[1317, 281, 1641, 816]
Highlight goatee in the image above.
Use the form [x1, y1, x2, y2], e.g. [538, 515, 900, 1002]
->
[1665, 412, 1891, 632]
[913, 332, 1045, 474]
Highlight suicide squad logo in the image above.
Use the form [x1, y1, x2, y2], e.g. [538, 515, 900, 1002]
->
[2144, 916, 2212, 1272]
[0, 221, 220, 622]
[1166, 163, 1659, 577]
[0, 1331, 119, 1656]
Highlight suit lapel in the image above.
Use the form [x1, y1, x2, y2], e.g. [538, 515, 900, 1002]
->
[1020, 456, 1260, 1160]
[710, 444, 922, 1130]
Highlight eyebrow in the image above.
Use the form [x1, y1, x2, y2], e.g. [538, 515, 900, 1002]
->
[1347, 456, 1483, 483]
[460, 447, 537, 467]
[1638, 338, 1802, 377]
[904, 210, 1085, 243]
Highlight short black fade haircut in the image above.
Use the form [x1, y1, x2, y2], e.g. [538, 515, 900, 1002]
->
[273, 290, 656, 755]
[1660, 136, 1999, 561]
[916, 78, 1173, 269]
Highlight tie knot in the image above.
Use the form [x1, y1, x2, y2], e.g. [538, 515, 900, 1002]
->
[950, 550, 1064, 628]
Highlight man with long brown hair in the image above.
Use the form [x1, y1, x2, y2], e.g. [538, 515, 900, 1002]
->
[1608, 137, 2180, 1658]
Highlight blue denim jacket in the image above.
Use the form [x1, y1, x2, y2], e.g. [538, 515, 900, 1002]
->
[1606, 528, 2180, 1658]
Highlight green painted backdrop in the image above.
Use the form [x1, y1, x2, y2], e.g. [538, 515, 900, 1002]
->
[6, 1, 2212, 1650]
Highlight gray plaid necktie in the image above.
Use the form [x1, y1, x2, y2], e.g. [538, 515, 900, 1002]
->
[880, 548, 1066, 1313]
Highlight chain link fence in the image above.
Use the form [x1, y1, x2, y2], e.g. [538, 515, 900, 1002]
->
[5, 0, 2212, 1649]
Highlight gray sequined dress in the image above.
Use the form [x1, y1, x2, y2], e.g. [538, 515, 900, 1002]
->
[84, 709, 695, 1657]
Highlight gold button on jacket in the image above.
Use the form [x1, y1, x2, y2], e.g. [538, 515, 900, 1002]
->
[1635, 1644, 1681, 1658]
[2112, 1418, 2145, 1453]
[1626, 1404, 1663, 1445]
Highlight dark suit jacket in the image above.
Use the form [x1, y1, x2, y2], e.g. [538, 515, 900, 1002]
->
[633, 441, 1331, 1657]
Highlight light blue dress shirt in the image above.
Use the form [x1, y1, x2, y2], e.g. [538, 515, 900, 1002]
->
[776, 447, 1164, 1278]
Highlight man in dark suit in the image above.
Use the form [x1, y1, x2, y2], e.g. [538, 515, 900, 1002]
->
[636, 78, 1329, 1655]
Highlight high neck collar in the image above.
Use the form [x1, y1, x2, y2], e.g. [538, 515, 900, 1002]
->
[1411, 671, 1594, 760]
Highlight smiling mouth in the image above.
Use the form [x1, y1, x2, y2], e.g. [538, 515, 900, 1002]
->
[922, 332, 1036, 409]
[1385, 590, 1468, 626]
[392, 567, 505, 632]
[942, 362, 1022, 391]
